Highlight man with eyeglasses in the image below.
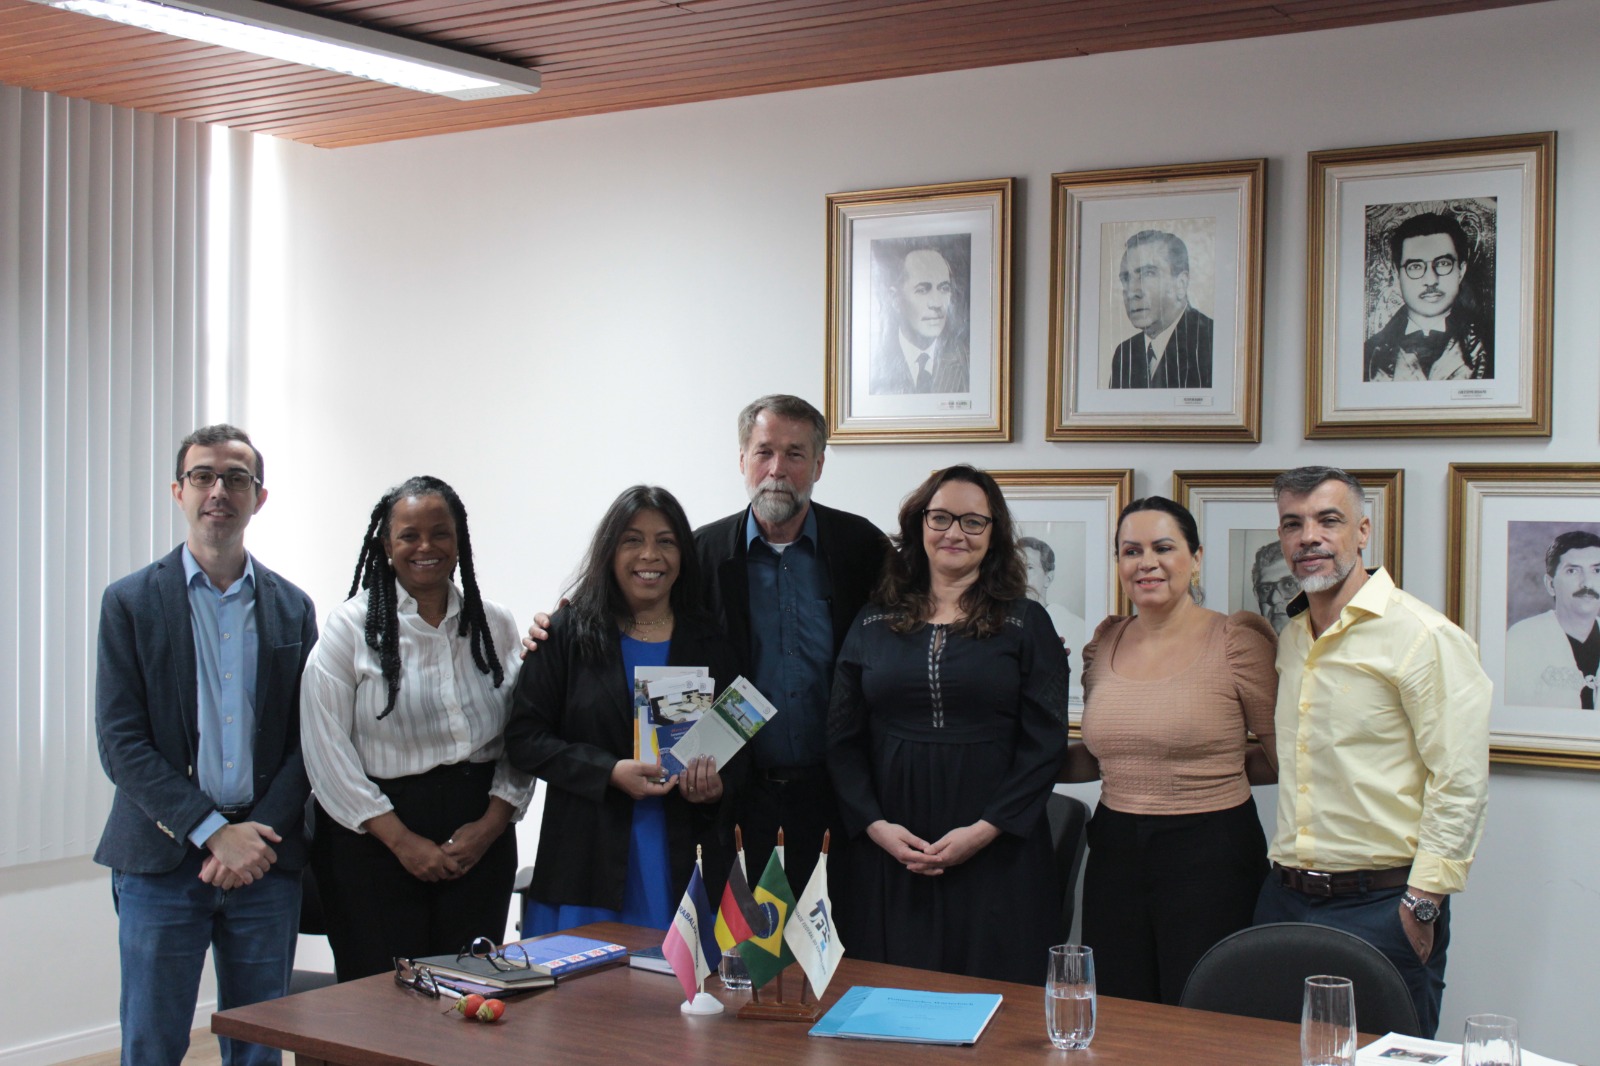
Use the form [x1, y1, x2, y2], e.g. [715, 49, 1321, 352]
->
[1250, 539, 1295, 634]
[1364, 210, 1493, 382]
[95, 424, 317, 1066]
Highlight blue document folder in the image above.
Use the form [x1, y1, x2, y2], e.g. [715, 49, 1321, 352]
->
[809, 986, 1004, 1045]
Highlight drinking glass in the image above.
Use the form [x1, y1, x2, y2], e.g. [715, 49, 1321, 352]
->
[1462, 1013, 1520, 1066]
[1300, 975, 1356, 1066]
[718, 945, 751, 991]
[1045, 944, 1095, 1050]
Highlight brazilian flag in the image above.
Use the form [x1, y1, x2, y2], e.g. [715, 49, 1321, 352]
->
[739, 849, 796, 989]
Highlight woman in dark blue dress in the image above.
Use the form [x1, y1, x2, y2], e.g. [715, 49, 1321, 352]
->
[828, 465, 1070, 984]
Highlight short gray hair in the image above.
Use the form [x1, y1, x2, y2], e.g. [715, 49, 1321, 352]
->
[736, 394, 827, 457]
[1273, 466, 1364, 513]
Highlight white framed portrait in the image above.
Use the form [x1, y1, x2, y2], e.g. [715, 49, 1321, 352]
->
[991, 469, 1133, 720]
[1448, 464, 1600, 769]
[1047, 159, 1264, 442]
[1307, 132, 1554, 438]
[825, 178, 1012, 443]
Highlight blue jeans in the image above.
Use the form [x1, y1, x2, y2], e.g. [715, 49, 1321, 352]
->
[1253, 874, 1449, 1038]
[112, 849, 300, 1066]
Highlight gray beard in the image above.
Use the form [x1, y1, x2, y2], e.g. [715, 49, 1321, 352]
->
[1297, 552, 1358, 594]
[749, 481, 810, 527]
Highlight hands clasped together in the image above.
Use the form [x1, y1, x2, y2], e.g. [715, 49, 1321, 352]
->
[866, 818, 1000, 876]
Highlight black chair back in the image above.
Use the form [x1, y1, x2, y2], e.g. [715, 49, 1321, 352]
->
[1179, 921, 1422, 1037]
[1045, 791, 1090, 941]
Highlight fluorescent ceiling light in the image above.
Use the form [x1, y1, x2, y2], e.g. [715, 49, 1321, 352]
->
[40, 0, 541, 100]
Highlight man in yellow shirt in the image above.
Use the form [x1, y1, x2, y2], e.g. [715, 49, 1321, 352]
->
[1254, 467, 1490, 1038]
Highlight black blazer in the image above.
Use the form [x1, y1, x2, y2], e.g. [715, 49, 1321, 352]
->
[94, 545, 318, 874]
[694, 500, 887, 675]
[503, 609, 739, 911]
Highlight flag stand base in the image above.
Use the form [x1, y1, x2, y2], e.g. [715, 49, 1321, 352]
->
[736, 967, 823, 1022]
[680, 992, 724, 1016]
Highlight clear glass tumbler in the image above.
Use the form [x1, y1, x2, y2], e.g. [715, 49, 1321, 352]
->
[718, 944, 751, 991]
[1301, 975, 1356, 1066]
[1045, 944, 1096, 1050]
[1462, 1013, 1520, 1066]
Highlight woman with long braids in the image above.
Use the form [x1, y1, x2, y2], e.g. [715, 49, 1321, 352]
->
[301, 476, 532, 981]
[503, 485, 737, 933]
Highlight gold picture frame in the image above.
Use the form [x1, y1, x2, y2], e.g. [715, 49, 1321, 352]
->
[1047, 158, 1264, 442]
[990, 469, 1134, 723]
[825, 178, 1012, 443]
[1306, 131, 1555, 438]
[1447, 463, 1600, 770]
[1172, 469, 1404, 637]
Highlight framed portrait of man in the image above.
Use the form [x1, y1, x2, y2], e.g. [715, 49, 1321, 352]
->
[1047, 158, 1264, 442]
[990, 469, 1133, 723]
[825, 178, 1012, 443]
[1306, 132, 1554, 437]
[1448, 464, 1600, 770]
[1172, 469, 1404, 637]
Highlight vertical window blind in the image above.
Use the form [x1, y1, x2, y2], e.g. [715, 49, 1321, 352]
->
[0, 85, 244, 867]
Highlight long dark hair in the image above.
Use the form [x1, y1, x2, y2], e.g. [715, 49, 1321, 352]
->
[565, 485, 706, 662]
[875, 464, 1026, 638]
[348, 475, 503, 719]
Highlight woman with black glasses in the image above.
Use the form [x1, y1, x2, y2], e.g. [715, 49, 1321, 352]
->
[827, 465, 1069, 984]
[301, 476, 532, 981]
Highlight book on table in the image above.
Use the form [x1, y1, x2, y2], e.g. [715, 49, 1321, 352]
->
[626, 945, 675, 975]
[809, 986, 1004, 1046]
[415, 934, 627, 989]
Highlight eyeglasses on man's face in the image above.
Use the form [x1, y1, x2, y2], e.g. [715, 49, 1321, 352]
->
[923, 509, 994, 535]
[1401, 254, 1459, 279]
[180, 467, 261, 494]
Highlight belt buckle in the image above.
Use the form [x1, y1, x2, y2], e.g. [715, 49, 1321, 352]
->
[1297, 867, 1336, 897]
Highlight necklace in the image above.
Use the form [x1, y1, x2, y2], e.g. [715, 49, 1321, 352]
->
[629, 615, 673, 628]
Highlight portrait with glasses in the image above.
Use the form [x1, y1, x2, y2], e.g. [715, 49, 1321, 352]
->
[1362, 199, 1496, 382]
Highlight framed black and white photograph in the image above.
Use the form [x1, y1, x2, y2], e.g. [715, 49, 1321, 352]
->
[825, 178, 1012, 443]
[1306, 132, 1555, 438]
[1447, 464, 1600, 769]
[1047, 159, 1264, 442]
[1172, 470, 1404, 636]
[991, 469, 1133, 720]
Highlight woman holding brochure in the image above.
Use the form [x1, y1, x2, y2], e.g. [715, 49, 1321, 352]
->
[827, 465, 1070, 985]
[504, 485, 738, 933]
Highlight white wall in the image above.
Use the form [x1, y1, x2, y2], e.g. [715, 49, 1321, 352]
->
[4, 2, 1596, 1061]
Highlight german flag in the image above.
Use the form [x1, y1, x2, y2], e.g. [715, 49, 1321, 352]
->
[714, 849, 767, 952]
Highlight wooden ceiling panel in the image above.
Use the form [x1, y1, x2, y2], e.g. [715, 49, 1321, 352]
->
[0, 0, 1545, 147]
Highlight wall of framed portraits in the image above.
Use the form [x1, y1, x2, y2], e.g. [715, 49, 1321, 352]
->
[3, 1, 1597, 1062]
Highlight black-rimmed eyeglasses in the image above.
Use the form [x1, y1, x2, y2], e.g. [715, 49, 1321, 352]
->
[460, 936, 531, 972]
[180, 467, 261, 494]
[923, 509, 993, 535]
[393, 957, 440, 998]
[1401, 255, 1459, 280]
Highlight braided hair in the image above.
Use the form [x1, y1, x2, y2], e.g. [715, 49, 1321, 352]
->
[348, 475, 504, 719]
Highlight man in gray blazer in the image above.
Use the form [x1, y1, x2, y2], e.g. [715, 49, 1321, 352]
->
[95, 424, 316, 1066]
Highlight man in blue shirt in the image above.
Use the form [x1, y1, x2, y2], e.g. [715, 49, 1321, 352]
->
[95, 424, 317, 1065]
[695, 395, 886, 905]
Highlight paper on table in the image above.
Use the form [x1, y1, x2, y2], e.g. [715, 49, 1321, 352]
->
[1358, 1031, 1576, 1066]
[658, 676, 779, 776]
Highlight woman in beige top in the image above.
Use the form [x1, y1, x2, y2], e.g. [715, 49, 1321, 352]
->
[1063, 496, 1278, 1004]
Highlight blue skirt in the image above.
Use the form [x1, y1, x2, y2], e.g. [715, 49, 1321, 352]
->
[523, 795, 674, 934]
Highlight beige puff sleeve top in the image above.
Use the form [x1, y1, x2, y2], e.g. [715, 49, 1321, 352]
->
[1080, 611, 1277, 815]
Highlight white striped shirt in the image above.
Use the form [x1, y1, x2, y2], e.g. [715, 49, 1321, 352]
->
[301, 581, 533, 833]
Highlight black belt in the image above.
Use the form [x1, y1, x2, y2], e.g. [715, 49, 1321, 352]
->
[1274, 862, 1411, 897]
[755, 764, 829, 784]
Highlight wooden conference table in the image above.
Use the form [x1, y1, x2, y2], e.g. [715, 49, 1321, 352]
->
[214, 922, 1304, 1066]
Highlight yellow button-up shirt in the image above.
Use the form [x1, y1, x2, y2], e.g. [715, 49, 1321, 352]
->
[1269, 568, 1490, 895]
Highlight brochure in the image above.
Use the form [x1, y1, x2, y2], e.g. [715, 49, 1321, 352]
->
[809, 986, 1003, 1045]
[631, 666, 709, 761]
[658, 676, 781, 776]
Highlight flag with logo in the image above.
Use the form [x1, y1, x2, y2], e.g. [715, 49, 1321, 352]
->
[783, 842, 843, 998]
[738, 847, 795, 989]
[661, 855, 720, 1002]
[715, 846, 767, 953]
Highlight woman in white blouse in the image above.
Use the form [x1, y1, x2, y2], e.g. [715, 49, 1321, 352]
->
[301, 476, 533, 981]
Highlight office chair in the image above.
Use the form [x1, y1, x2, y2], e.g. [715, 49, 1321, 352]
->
[1045, 791, 1091, 942]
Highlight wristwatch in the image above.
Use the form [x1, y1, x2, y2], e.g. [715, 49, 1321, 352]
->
[1401, 891, 1440, 924]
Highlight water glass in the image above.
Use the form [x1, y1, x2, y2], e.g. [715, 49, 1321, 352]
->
[1462, 1013, 1520, 1066]
[1301, 975, 1356, 1066]
[1045, 944, 1096, 1050]
[718, 945, 751, 991]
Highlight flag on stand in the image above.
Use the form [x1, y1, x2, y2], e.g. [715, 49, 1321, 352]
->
[738, 848, 795, 990]
[783, 842, 843, 998]
[661, 855, 721, 1003]
[714, 846, 766, 954]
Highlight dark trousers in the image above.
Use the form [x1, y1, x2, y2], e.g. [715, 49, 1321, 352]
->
[312, 761, 518, 982]
[735, 770, 851, 936]
[1080, 798, 1268, 1004]
[1253, 873, 1449, 1039]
